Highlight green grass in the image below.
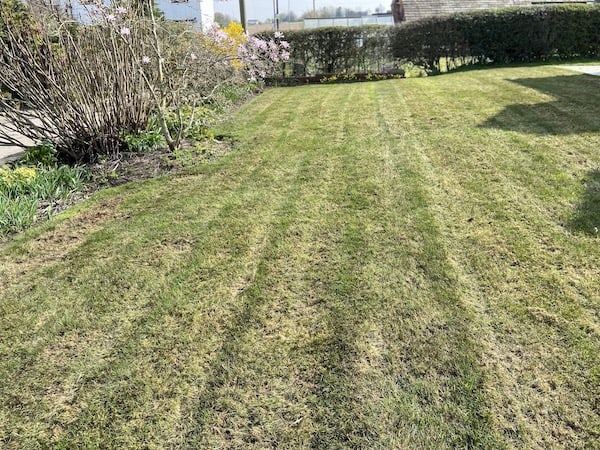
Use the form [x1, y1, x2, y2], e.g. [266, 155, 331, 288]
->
[0, 64, 599, 448]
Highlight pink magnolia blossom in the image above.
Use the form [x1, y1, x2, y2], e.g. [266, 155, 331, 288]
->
[250, 37, 268, 51]
[244, 39, 287, 85]
[215, 31, 229, 42]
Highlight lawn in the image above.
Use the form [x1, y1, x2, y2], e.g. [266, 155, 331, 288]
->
[0, 64, 598, 448]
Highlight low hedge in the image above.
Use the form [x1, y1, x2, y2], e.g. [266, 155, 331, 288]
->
[392, 4, 600, 72]
[258, 26, 399, 76]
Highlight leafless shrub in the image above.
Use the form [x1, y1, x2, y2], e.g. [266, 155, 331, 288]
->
[0, 2, 156, 161]
[0, 1, 289, 160]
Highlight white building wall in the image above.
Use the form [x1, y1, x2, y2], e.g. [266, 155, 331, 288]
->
[198, 0, 214, 31]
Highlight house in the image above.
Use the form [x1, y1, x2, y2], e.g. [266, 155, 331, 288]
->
[56, 0, 215, 31]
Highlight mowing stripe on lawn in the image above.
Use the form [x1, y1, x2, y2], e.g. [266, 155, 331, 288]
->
[0, 65, 598, 448]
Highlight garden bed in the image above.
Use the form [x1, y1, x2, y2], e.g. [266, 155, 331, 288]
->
[265, 70, 405, 86]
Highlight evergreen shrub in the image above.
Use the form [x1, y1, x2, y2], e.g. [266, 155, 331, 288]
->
[391, 4, 600, 72]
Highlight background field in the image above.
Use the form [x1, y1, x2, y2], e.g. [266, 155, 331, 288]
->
[1, 64, 598, 448]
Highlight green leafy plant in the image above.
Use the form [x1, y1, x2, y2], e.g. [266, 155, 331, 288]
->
[123, 127, 165, 153]
[164, 105, 216, 142]
[0, 192, 38, 234]
[0, 164, 87, 236]
[319, 73, 358, 84]
[0, 166, 37, 194]
[21, 142, 58, 167]
[29, 166, 87, 201]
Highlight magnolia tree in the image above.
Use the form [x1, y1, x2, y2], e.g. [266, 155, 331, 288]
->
[0, 0, 289, 160]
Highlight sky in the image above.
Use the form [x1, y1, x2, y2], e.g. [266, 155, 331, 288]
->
[213, 0, 392, 22]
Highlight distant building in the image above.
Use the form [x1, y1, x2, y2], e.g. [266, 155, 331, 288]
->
[55, 0, 215, 31]
[303, 14, 394, 29]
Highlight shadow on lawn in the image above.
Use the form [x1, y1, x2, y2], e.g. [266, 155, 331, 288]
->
[480, 74, 600, 135]
[569, 169, 600, 236]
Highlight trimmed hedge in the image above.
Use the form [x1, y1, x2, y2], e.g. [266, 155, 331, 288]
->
[261, 5, 599, 78]
[392, 4, 600, 72]
[257, 26, 398, 76]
